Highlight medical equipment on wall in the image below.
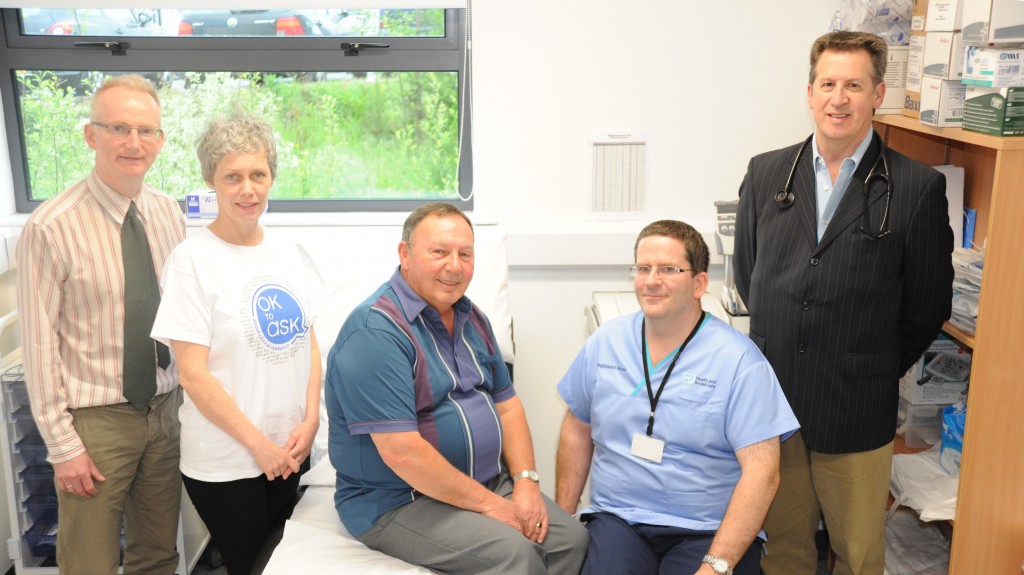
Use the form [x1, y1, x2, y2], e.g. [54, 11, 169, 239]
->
[776, 132, 894, 239]
[714, 200, 747, 316]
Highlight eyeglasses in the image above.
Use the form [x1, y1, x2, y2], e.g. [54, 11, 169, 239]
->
[90, 121, 165, 141]
[629, 265, 693, 278]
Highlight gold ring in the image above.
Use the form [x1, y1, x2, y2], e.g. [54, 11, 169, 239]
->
[66, 483, 74, 489]
[536, 522, 542, 529]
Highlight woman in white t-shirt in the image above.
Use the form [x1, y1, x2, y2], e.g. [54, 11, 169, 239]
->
[152, 114, 322, 575]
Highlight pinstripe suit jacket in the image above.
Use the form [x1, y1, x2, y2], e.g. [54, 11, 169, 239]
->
[734, 132, 953, 454]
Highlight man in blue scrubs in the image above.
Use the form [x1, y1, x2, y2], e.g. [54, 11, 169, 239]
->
[326, 202, 588, 574]
[555, 220, 799, 575]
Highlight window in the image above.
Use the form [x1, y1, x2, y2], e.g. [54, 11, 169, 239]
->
[0, 7, 471, 213]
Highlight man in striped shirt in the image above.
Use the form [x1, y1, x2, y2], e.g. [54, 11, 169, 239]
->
[17, 75, 186, 574]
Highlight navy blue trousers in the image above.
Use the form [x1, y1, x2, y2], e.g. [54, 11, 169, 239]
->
[580, 512, 763, 575]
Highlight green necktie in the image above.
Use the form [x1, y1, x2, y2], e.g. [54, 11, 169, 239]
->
[121, 201, 169, 410]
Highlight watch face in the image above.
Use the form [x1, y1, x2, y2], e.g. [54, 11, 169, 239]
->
[528, 470, 539, 481]
[712, 558, 728, 573]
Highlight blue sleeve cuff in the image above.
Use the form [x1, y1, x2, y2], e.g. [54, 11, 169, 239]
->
[491, 385, 517, 404]
[348, 419, 419, 436]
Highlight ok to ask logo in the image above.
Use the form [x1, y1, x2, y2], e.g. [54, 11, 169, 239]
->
[251, 284, 307, 351]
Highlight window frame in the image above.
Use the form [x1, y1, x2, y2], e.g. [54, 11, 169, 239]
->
[0, 7, 471, 214]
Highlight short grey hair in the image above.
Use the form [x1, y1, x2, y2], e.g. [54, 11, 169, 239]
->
[401, 202, 474, 245]
[196, 113, 277, 184]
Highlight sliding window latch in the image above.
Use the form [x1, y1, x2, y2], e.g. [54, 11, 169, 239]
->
[73, 41, 130, 56]
[340, 42, 390, 56]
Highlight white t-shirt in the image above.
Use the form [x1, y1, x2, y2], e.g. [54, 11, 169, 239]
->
[152, 226, 323, 481]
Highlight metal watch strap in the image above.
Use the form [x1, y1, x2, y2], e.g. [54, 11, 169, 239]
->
[702, 554, 733, 575]
[512, 469, 539, 482]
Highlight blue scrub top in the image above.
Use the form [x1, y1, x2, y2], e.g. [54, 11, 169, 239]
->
[558, 312, 798, 531]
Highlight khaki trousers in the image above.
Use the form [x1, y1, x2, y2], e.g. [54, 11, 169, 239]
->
[56, 388, 182, 575]
[761, 431, 893, 575]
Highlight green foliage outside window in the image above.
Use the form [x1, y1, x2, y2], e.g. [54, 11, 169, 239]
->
[17, 69, 459, 202]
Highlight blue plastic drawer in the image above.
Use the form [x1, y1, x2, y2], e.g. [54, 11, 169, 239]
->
[13, 404, 42, 437]
[24, 522, 57, 558]
[15, 434, 49, 466]
[19, 464, 55, 496]
[4, 378, 29, 408]
[25, 494, 58, 524]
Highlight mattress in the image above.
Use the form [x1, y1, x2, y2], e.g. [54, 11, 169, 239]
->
[262, 458, 432, 574]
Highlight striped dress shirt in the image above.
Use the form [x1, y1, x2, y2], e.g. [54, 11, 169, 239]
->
[17, 171, 186, 463]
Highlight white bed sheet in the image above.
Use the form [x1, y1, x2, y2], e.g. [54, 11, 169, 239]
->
[262, 459, 432, 574]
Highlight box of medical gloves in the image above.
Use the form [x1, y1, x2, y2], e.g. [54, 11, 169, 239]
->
[900, 334, 971, 404]
[962, 46, 1024, 87]
[963, 85, 1024, 136]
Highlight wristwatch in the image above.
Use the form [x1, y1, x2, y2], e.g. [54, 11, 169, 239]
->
[512, 469, 540, 483]
[702, 554, 733, 575]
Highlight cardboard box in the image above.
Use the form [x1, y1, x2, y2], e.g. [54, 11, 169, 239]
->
[903, 89, 923, 118]
[185, 190, 218, 218]
[900, 334, 971, 404]
[962, 0, 995, 41]
[962, 0, 1024, 43]
[919, 78, 966, 126]
[925, 0, 964, 30]
[989, 0, 1024, 41]
[913, 0, 930, 30]
[922, 32, 964, 79]
[879, 46, 910, 114]
[907, 31, 927, 92]
[963, 85, 1024, 135]
[962, 46, 1024, 87]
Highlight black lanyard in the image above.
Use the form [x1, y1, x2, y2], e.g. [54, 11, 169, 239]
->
[641, 311, 705, 437]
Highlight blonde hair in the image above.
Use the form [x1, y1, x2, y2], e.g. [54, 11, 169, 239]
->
[92, 74, 160, 111]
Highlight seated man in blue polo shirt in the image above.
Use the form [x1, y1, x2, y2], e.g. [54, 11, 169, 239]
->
[326, 202, 588, 574]
[555, 220, 799, 575]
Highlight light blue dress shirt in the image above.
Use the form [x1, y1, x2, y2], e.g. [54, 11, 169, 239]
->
[812, 129, 874, 241]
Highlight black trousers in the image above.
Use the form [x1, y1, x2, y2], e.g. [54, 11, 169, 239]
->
[183, 468, 302, 575]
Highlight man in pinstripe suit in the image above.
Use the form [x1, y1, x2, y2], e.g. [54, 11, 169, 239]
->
[734, 31, 953, 575]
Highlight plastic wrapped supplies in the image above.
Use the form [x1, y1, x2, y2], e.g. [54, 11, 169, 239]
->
[831, 0, 912, 45]
[939, 401, 967, 475]
[950, 248, 983, 335]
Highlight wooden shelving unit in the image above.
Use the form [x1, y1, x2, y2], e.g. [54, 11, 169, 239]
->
[941, 320, 975, 350]
[874, 115, 1024, 574]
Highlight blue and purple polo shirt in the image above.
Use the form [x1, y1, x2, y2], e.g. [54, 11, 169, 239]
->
[325, 268, 514, 537]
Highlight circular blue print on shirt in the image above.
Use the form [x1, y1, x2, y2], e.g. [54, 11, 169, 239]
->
[251, 284, 307, 350]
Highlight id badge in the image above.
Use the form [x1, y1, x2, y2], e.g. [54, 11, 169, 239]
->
[631, 432, 665, 464]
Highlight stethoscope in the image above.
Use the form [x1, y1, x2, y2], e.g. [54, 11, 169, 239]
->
[775, 133, 893, 239]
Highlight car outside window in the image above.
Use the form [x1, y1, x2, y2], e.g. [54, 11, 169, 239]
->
[1, 7, 470, 213]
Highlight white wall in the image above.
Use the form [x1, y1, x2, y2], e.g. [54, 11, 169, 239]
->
[0, 0, 836, 530]
[472, 0, 835, 494]
[472, 0, 835, 233]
